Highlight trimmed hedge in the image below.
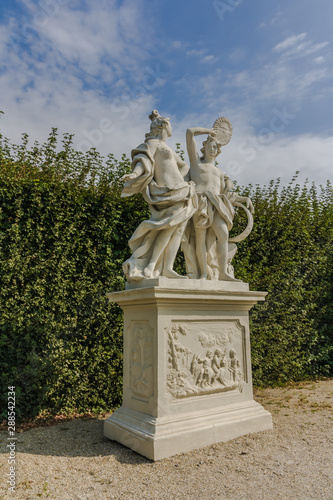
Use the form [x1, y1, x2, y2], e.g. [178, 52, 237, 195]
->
[0, 130, 149, 420]
[231, 177, 333, 384]
[0, 130, 332, 421]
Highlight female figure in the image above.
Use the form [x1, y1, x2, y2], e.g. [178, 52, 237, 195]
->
[121, 111, 197, 281]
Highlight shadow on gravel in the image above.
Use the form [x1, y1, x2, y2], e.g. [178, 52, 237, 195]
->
[0, 418, 151, 464]
[1, 380, 331, 467]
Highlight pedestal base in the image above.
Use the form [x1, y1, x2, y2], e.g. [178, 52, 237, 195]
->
[104, 400, 272, 461]
[104, 278, 272, 461]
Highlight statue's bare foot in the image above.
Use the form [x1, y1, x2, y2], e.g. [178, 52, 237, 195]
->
[199, 274, 208, 280]
[219, 272, 242, 282]
[163, 269, 188, 279]
[144, 263, 155, 278]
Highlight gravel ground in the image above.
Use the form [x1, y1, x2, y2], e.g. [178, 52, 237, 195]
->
[1, 379, 332, 500]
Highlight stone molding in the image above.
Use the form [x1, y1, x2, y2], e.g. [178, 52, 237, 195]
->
[104, 280, 272, 460]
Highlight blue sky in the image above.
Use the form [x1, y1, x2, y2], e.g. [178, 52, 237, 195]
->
[0, 0, 332, 186]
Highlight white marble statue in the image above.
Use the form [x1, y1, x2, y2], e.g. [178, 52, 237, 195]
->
[182, 118, 254, 281]
[121, 110, 197, 281]
[121, 112, 254, 282]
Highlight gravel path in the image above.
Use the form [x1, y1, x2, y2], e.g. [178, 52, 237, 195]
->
[1, 379, 332, 499]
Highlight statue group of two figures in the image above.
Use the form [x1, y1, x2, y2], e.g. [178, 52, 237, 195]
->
[121, 110, 254, 283]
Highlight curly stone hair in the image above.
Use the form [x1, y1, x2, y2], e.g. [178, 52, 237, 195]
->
[200, 135, 222, 160]
[145, 110, 171, 141]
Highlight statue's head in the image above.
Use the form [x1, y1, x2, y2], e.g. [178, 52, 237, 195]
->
[200, 135, 222, 161]
[145, 110, 172, 140]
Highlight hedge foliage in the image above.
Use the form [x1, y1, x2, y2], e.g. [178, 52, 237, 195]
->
[0, 129, 332, 421]
[231, 177, 333, 385]
[0, 130, 149, 421]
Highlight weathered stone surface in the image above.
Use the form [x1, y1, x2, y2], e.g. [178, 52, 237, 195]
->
[121, 110, 196, 282]
[104, 280, 272, 461]
[104, 112, 271, 460]
[120, 111, 254, 283]
[184, 123, 254, 281]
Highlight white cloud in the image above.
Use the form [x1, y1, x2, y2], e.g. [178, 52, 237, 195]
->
[0, 0, 160, 160]
[270, 11, 283, 25]
[273, 33, 330, 61]
[222, 31, 332, 108]
[201, 55, 217, 64]
[185, 49, 217, 64]
[220, 131, 333, 187]
[228, 48, 246, 63]
[303, 42, 329, 56]
[186, 49, 206, 57]
[273, 33, 307, 53]
[1, 1, 332, 191]
[168, 106, 333, 188]
[171, 40, 183, 49]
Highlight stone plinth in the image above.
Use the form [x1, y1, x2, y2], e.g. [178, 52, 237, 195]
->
[104, 278, 272, 461]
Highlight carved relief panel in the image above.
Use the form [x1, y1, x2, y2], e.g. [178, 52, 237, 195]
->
[128, 321, 154, 401]
[166, 320, 246, 399]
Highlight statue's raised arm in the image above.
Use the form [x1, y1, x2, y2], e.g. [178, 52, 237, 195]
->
[186, 127, 217, 166]
[182, 116, 254, 282]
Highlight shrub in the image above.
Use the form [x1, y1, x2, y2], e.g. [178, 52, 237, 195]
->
[231, 177, 333, 384]
[1, 128, 332, 421]
[0, 130, 149, 420]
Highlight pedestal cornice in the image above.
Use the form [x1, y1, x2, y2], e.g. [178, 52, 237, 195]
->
[107, 278, 267, 310]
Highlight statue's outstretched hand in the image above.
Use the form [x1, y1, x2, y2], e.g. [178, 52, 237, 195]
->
[121, 171, 138, 182]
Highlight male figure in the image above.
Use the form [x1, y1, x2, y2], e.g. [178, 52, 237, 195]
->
[185, 126, 253, 281]
[121, 111, 197, 280]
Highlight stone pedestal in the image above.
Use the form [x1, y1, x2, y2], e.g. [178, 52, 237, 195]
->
[104, 278, 272, 461]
